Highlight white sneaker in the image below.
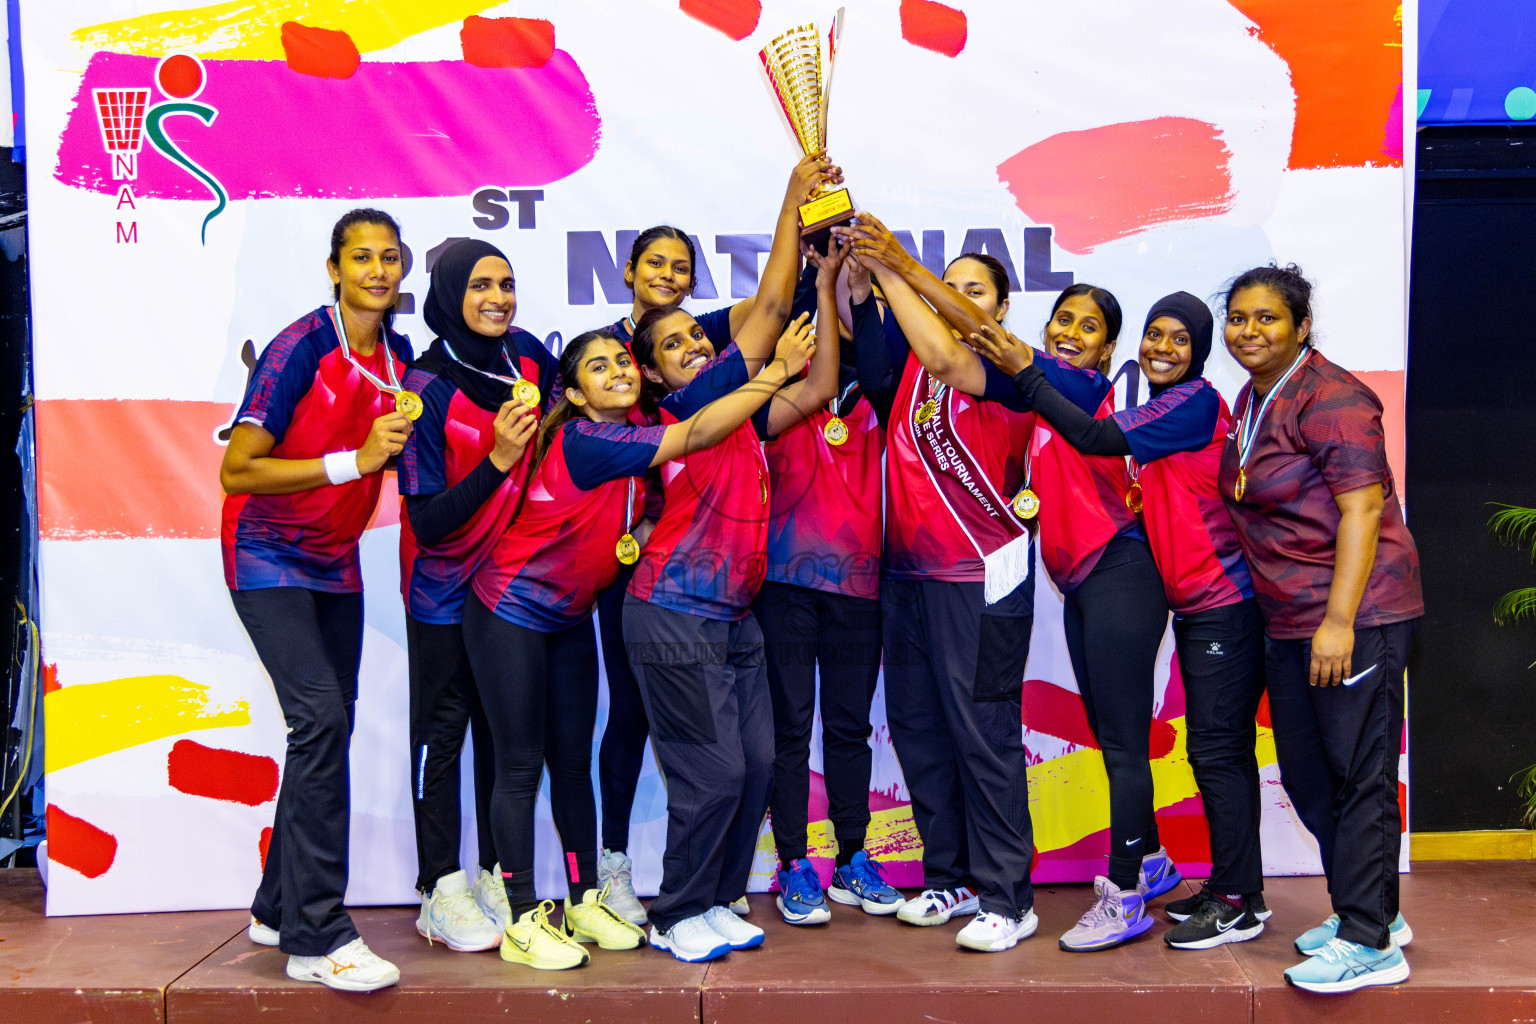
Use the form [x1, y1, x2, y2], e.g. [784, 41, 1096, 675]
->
[727, 895, 750, 916]
[650, 913, 732, 963]
[248, 916, 279, 947]
[286, 936, 399, 992]
[418, 869, 502, 952]
[474, 864, 511, 933]
[702, 905, 765, 949]
[597, 849, 647, 925]
[896, 886, 980, 927]
[956, 909, 1038, 952]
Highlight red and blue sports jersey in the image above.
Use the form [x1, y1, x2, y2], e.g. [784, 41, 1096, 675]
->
[628, 343, 772, 620]
[1027, 357, 1137, 592]
[222, 307, 413, 592]
[1218, 349, 1423, 639]
[397, 327, 554, 623]
[1111, 379, 1254, 614]
[765, 382, 883, 601]
[473, 418, 663, 631]
[885, 349, 1036, 582]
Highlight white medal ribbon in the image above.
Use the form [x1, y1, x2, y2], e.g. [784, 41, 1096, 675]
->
[1235, 345, 1310, 475]
[330, 304, 403, 395]
[828, 378, 859, 419]
[441, 335, 530, 389]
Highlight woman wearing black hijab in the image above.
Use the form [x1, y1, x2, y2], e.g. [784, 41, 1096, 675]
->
[397, 239, 550, 951]
[973, 292, 1271, 950]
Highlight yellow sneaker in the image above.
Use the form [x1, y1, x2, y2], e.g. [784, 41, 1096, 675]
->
[563, 884, 647, 950]
[500, 900, 589, 970]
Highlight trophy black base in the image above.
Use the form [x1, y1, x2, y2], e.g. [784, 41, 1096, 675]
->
[799, 187, 856, 256]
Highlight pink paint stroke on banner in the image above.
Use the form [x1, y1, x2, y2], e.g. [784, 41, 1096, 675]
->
[55, 51, 601, 199]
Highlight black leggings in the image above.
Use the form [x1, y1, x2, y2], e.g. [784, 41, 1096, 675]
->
[461, 596, 599, 902]
[595, 568, 649, 852]
[405, 616, 498, 892]
[1062, 535, 1170, 890]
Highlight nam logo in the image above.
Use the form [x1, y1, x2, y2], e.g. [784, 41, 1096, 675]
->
[92, 53, 228, 245]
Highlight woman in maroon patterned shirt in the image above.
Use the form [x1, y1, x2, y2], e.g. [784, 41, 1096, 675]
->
[1218, 264, 1423, 995]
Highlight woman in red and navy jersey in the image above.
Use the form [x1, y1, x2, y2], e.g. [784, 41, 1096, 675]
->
[620, 157, 843, 963]
[964, 284, 1180, 952]
[461, 312, 819, 970]
[1217, 265, 1422, 994]
[590, 192, 828, 919]
[396, 238, 552, 952]
[219, 209, 414, 992]
[975, 292, 1270, 949]
[755, 243, 904, 925]
[852, 216, 1177, 951]
[841, 215, 1096, 954]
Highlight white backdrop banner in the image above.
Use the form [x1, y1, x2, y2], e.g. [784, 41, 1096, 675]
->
[24, 0, 1409, 914]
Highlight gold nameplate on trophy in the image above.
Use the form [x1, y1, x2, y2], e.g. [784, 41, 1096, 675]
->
[760, 10, 853, 251]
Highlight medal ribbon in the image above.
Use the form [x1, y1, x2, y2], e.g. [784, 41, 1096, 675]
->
[1235, 346, 1310, 475]
[441, 336, 529, 389]
[828, 378, 859, 419]
[331, 304, 403, 395]
[623, 478, 639, 532]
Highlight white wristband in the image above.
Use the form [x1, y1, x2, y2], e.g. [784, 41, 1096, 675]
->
[323, 450, 362, 485]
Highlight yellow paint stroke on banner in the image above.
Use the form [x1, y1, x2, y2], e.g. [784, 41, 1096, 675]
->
[775, 717, 1280, 859]
[45, 675, 250, 773]
[72, 0, 502, 61]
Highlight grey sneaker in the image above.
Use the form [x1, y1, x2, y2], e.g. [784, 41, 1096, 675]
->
[597, 849, 647, 925]
[1058, 877, 1154, 952]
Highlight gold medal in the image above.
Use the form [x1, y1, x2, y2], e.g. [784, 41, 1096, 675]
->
[513, 379, 541, 408]
[1234, 468, 1246, 502]
[1011, 488, 1040, 520]
[1125, 482, 1143, 515]
[761, 475, 769, 506]
[915, 399, 937, 424]
[394, 389, 423, 421]
[616, 533, 640, 565]
[823, 416, 849, 446]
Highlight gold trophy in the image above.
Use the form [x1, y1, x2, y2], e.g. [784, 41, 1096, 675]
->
[759, 9, 853, 253]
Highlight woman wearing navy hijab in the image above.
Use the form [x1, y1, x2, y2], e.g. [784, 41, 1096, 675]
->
[973, 292, 1270, 949]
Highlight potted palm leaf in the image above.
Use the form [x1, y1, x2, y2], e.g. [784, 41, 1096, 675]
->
[1489, 503, 1536, 825]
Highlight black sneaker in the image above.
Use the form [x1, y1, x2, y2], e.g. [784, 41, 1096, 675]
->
[1163, 895, 1264, 949]
[1164, 883, 1215, 922]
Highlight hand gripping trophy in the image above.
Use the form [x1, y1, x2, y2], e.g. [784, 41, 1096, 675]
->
[759, 9, 853, 254]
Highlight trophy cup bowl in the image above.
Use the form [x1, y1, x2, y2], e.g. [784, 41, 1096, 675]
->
[760, 14, 853, 254]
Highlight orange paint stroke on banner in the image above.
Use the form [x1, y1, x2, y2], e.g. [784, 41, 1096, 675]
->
[1228, 0, 1402, 169]
[37, 399, 399, 541]
[1354, 370, 1406, 498]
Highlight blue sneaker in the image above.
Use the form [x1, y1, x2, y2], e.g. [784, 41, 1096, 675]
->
[1296, 912, 1413, 955]
[775, 859, 831, 925]
[1284, 938, 1410, 993]
[828, 851, 905, 916]
[1137, 847, 1183, 901]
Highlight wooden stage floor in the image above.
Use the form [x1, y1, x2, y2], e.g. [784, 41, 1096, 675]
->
[2, 860, 1532, 1024]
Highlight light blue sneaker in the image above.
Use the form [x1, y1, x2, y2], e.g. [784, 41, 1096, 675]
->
[1296, 912, 1413, 955]
[1137, 847, 1183, 902]
[1284, 937, 1410, 993]
[776, 858, 831, 925]
[828, 851, 905, 915]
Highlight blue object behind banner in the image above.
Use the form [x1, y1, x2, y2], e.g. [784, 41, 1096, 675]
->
[1419, 0, 1536, 123]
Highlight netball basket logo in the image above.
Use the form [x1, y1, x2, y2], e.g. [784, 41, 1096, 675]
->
[92, 54, 229, 244]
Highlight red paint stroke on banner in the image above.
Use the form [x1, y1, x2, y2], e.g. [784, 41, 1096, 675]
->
[47, 805, 118, 878]
[42, 662, 61, 694]
[168, 739, 279, 806]
[461, 15, 554, 69]
[37, 399, 400, 540]
[259, 827, 272, 872]
[900, 0, 967, 57]
[998, 117, 1236, 255]
[1398, 781, 1408, 833]
[1021, 677, 1176, 758]
[1228, 0, 1402, 169]
[280, 22, 361, 80]
[1156, 795, 1213, 866]
[1256, 690, 1271, 729]
[679, 0, 762, 41]
[1353, 370, 1406, 497]
[56, 52, 600, 200]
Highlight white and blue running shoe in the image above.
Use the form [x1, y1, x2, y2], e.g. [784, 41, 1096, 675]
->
[1284, 937, 1410, 993]
[776, 858, 832, 925]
